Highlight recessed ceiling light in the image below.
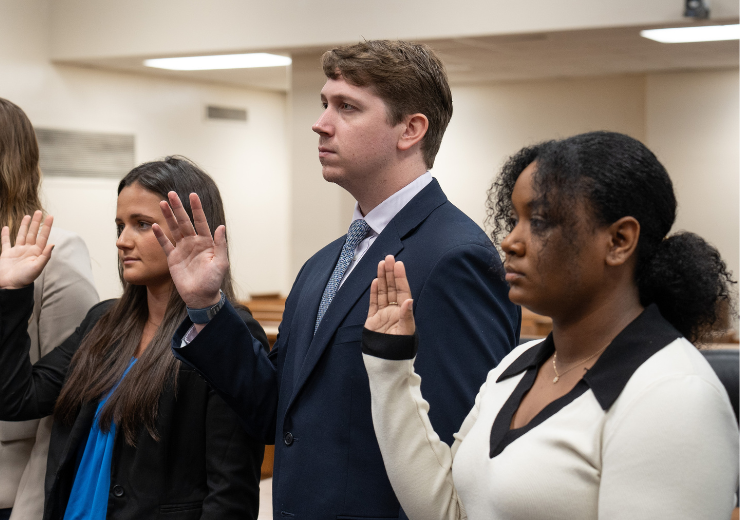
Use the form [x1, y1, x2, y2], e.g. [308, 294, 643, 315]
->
[640, 24, 739, 43]
[144, 53, 292, 71]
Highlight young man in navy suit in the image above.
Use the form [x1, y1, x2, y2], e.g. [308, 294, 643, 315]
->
[154, 40, 520, 519]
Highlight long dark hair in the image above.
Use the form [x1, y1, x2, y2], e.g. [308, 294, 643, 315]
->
[0, 98, 45, 244]
[55, 156, 238, 445]
[487, 131, 735, 343]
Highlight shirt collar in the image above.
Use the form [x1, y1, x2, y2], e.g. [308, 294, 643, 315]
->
[497, 304, 681, 410]
[351, 172, 433, 236]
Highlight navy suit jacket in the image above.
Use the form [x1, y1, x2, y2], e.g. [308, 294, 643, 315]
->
[172, 179, 520, 519]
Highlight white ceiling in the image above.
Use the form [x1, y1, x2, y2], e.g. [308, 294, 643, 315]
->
[58, 22, 739, 92]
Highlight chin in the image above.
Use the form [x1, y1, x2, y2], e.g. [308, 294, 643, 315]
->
[122, 275, 146, 286]
[507, 285, 525, 304]
[508, 288, 538, 313]
[321, 167, 345, 184]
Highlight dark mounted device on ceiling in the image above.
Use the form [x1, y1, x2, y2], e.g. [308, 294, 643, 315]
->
[684, 0, 710, 19]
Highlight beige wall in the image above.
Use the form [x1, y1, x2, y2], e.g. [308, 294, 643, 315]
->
[435, 75, 647, 228]
[286, 73, 648, 274]
[48, 0, 739, 60]
[3, 0, 737, 303]
[288, 69, 739, 295]
[645, 69, 739, 282]
[1, 0, 292, 301]
[288, 53, 355, 278]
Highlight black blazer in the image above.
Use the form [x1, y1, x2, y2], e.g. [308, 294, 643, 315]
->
[173, 180, 521, 519]
[0, 285, 266, 520]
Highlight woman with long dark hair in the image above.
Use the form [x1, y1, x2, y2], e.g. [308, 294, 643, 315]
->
[0, 157, 266, 519]
[0, 98, 98, 520]
[361, 131, 738, 519]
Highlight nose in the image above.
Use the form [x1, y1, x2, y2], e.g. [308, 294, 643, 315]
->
[312, 108, 333, 136]
[116, 226, 133, 251]
[501, 225, 524, 258]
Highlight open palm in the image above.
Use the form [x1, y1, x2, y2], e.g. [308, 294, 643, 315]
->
[0, 211, 55, 290]
[365, 255, 416, 336]
[153, 192, 227, 309]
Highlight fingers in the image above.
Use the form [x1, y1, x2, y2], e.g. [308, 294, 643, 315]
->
[151, 223, 175, 255]
[25, 211, 43, 245]
[384, 255, 398, 305]
[15, 215, 31, 246]
[367, 278, 379, 319]
[376, 260, 388, 307]
[394, 260, 412, 302]
[190, 193, 213, 239]
[159, 200, 184, 242]
[169, 192, 196, 238]
[34, 215, 54, 252]
[1, 226, 10, 252]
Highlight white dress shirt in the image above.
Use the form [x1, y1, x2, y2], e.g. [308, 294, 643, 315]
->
[340, 171, 432, 287]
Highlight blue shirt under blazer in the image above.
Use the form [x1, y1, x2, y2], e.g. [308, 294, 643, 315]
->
[172, 179, 520, 519]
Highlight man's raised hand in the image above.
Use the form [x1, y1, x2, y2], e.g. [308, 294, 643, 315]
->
[0, 211, 55, 290]
[152, 192, 227, 309]
[365, 255, 416, 336]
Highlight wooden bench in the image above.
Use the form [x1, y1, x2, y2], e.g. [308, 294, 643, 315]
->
[242, 294, 287, 479]
[520, 307, 552, 341]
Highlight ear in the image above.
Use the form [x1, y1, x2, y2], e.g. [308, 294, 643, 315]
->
[397, 113, 429, 152]
[605, 216, 640, 267]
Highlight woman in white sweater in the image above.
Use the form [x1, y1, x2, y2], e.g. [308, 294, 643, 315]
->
[361, 131, 739, 520]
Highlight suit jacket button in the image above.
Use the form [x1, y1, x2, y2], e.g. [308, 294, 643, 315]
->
[112, 485, 125, 497]
[284, 432, 294, 446]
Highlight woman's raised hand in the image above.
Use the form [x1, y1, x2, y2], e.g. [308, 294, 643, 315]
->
[0, 211, 55, 290]
[365, 255, 416, 336]
[152, 192, 227, 309]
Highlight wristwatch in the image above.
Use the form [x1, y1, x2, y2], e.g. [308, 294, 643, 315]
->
[187, 290, 226, 324]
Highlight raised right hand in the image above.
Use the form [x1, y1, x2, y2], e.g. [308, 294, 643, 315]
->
[0, 211, 55, 290]
[152, 192, 227, 309]
[365, 255, 416, 336]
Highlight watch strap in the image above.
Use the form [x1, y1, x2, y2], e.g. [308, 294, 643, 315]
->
[187, 290, 226, 324]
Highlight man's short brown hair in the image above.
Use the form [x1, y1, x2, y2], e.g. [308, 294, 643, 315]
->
[321, 40, 453, 169]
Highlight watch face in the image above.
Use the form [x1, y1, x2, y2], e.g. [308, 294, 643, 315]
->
[187, 292, 225, 324]
[207, 292, 226, 319]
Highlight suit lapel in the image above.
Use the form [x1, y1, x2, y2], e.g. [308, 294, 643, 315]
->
[286, 179, 449, 412]
[288, 225, 404, 412]
[289, 237, 345, 384]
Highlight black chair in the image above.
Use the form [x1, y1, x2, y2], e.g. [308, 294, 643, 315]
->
[701, 349, 739, 425]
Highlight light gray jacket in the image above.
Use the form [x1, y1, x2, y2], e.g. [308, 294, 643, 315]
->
[0, 227, 98, 519]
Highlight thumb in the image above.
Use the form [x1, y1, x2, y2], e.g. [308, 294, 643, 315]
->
[399, 299, 415, 336]
[40, 244, 54, 263]
[214, 225, 228, 257]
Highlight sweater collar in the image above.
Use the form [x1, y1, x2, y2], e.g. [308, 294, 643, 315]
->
[497, 304, 682, 410]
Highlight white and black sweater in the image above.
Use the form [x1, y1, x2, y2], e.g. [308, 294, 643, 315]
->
[362, 304, 739, 520]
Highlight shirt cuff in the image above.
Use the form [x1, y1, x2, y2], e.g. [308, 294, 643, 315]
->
[362, 328, 418, 360]
[178, 324, 199, 349]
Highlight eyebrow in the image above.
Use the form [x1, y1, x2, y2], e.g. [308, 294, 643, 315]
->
[527, 199, 545, 211]
[115, 213, 157, 221]
[321, 92, 363, 107]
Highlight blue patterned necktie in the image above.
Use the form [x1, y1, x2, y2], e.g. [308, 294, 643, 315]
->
[314, 219, 371, 334]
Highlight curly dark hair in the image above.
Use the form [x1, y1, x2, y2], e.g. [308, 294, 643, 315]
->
[486, 131, 735, 343]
